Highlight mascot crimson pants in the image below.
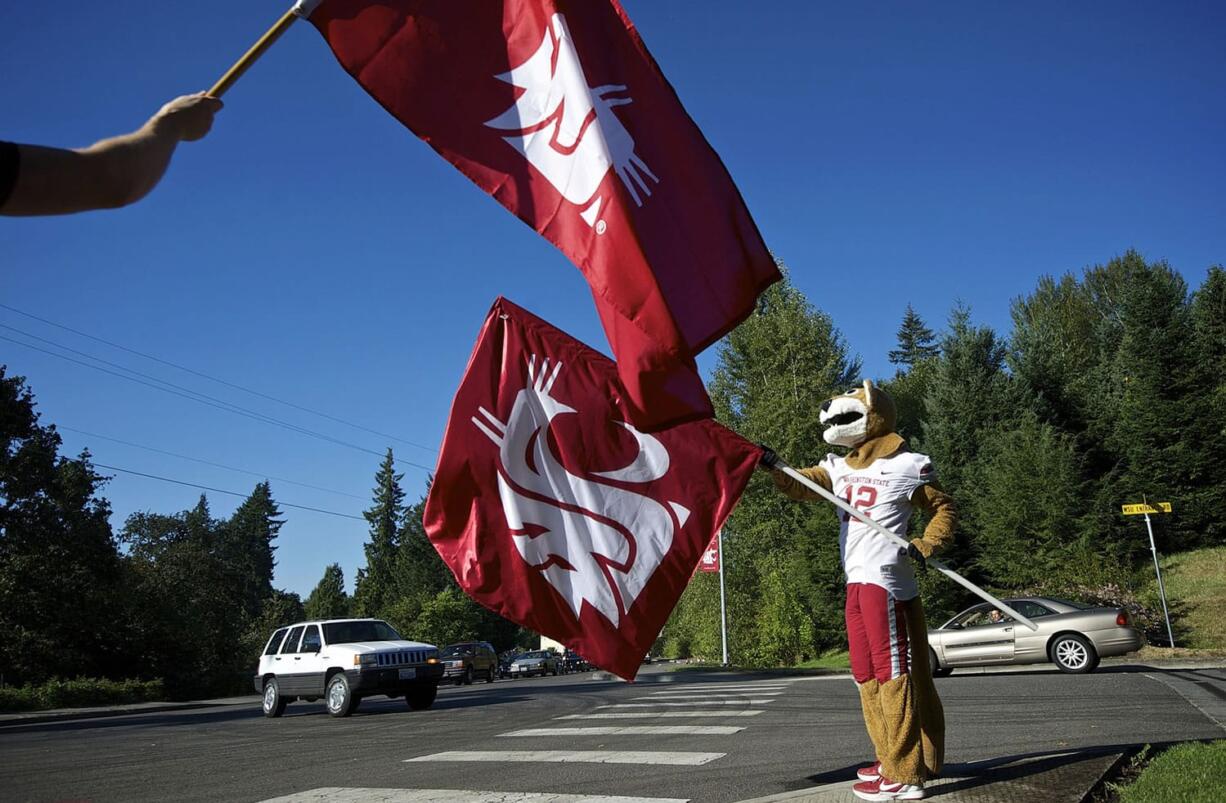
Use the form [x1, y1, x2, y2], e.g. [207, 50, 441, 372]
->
[847, 583, 944, 784]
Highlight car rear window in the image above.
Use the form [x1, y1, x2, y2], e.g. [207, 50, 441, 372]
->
[323, 620, 402, 644]
[1049, 598, 1093, 610]
[280, 626, 305, 655]
[264, 628, 288, 656]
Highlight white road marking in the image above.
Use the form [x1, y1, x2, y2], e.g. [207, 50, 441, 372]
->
[500, 726, 746, 736]
[259, 789, 688, 803]
[638, 692, 782, 700]
[654, 685, 789, 692]
[405, 750, 725, 766]
[555, 711, 764, 719]
[597, 699, 776, 708]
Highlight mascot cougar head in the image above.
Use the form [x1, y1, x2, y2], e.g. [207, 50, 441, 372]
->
[820, 379, 897, 448]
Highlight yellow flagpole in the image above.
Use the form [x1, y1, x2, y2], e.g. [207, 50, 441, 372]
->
[208, 6, 303, 98]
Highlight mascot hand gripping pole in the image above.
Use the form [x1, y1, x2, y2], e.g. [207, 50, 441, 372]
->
[765, 380, 955, 801]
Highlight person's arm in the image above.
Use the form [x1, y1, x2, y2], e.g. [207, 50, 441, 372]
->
[1, 93, 221, 216]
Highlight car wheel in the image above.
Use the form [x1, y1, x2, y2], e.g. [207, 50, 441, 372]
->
[463, 666, 474, 685]
[486, 665, 495, 683]
[551, 664, 558, 676]
[929, 648, 953, 678]
[326, 673, 357, 717]
[406, 683, 438, 711]
[1051, 634, 1098, 674]
[262, 678, 287, 718]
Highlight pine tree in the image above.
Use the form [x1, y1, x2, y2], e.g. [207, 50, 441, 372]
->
[304, 563, 350, 620]
[888, 304, 940, 367]
[354, 449, 406, 617]
[223, 482, 283, 618]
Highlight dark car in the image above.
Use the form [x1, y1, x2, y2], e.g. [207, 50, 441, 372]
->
[561, 650, 590, 673]
[498, 651, 521, 679]
[440, 641, 498, 685]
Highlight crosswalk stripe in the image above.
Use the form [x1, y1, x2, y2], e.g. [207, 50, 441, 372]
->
[662, 686, 794, 691]
[598, 700, 775, 708]
[405, 750, 724, 766]
[259, 789, 689, 803]
[639, 692, 783, 699]
[500, 726, 746, 736]
[555, 711, 764, 719]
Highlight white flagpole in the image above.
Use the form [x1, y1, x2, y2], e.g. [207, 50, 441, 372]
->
[718, 528, 729, 666]
[777, 462, 1039, 631]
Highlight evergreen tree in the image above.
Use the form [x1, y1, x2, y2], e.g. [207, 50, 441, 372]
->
[222, 482, 283, 618]
[888, 304, 940, 366]
[920, 305, 1016, 495]
[0, 368, 123, 683]
[694, 271, 861, 658]
[304, 563, 350, 620]
[353, 449, 406, 617]
[1192, 266, 1226, 441]
[961, 414, 1089, 588]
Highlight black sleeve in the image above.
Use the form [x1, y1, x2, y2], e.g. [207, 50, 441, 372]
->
[0, 141, 19, 209]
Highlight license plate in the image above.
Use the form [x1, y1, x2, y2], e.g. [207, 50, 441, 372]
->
[398, 667, 416, 680]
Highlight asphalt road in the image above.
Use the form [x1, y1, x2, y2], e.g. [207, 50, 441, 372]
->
[2, 663, 1223, 802]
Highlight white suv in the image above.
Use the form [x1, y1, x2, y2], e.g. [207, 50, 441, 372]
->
[255, 618, 443, 717]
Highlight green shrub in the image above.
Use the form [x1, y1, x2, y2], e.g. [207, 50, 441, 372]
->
[0, 678, 165, 712]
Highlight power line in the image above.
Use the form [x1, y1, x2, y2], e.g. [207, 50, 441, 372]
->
[58, 425, 367, 501]
[0, 302, 438, 456]
[92, 463, 366, 521]
[1, 333, 436, 473]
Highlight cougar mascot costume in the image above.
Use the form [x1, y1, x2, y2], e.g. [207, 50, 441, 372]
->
[767, 380, 955, 802]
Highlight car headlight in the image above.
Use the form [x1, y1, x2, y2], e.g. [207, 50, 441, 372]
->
[354, 654, 378, 667]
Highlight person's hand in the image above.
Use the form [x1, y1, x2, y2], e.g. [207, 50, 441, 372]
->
[904, 540, 927, 571]
[758, 444, 780, 470]
[151, 93, 223, 141]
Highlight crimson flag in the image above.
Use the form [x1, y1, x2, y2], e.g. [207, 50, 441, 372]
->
[307, 0, 780, 430]
[423, 298, 760, 680]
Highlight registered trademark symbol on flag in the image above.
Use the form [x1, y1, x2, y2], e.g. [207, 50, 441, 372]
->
[596, 220, 607, 235]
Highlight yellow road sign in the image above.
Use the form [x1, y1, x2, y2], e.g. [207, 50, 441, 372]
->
[1122, 502, 1172, 515]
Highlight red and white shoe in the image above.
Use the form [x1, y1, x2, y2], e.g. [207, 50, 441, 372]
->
[856, 761, 881, 782]
[852, 775, 926, 801]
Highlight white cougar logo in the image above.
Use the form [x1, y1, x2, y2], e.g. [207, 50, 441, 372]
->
[485, 13, 659, 231]
[472, 355, 689, 627]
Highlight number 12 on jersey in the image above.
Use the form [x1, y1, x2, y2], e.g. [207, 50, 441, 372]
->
[841, 485, 878, 523]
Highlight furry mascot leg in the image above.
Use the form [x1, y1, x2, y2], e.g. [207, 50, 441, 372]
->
[904, 597, 945, 777]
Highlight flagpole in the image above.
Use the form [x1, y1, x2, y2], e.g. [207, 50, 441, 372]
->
[717, 528, 729, 666]
[777, 462, 1039, 631]
[207, 1, 321, 98]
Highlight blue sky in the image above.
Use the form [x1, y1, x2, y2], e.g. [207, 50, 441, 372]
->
[3, 1, 1223, 598]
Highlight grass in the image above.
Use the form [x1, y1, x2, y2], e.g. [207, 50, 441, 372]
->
[0, 677, 165, 713]
[665, 649, 851, 674]
[1115, 741, 1226, 802]
[1158, 546, 1226, 649]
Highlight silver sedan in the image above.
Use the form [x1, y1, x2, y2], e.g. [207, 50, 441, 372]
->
[927, 596, 1143, 675]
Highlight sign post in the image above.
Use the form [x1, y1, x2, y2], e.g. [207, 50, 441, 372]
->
[699, 531, 729, 666]
[1122, 500, 1175, 647]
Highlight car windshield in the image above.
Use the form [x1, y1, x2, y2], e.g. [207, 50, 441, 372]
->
[441, 645, 470, 657]
[323, 620, 402, 644]
[520, 651, 547, 659]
